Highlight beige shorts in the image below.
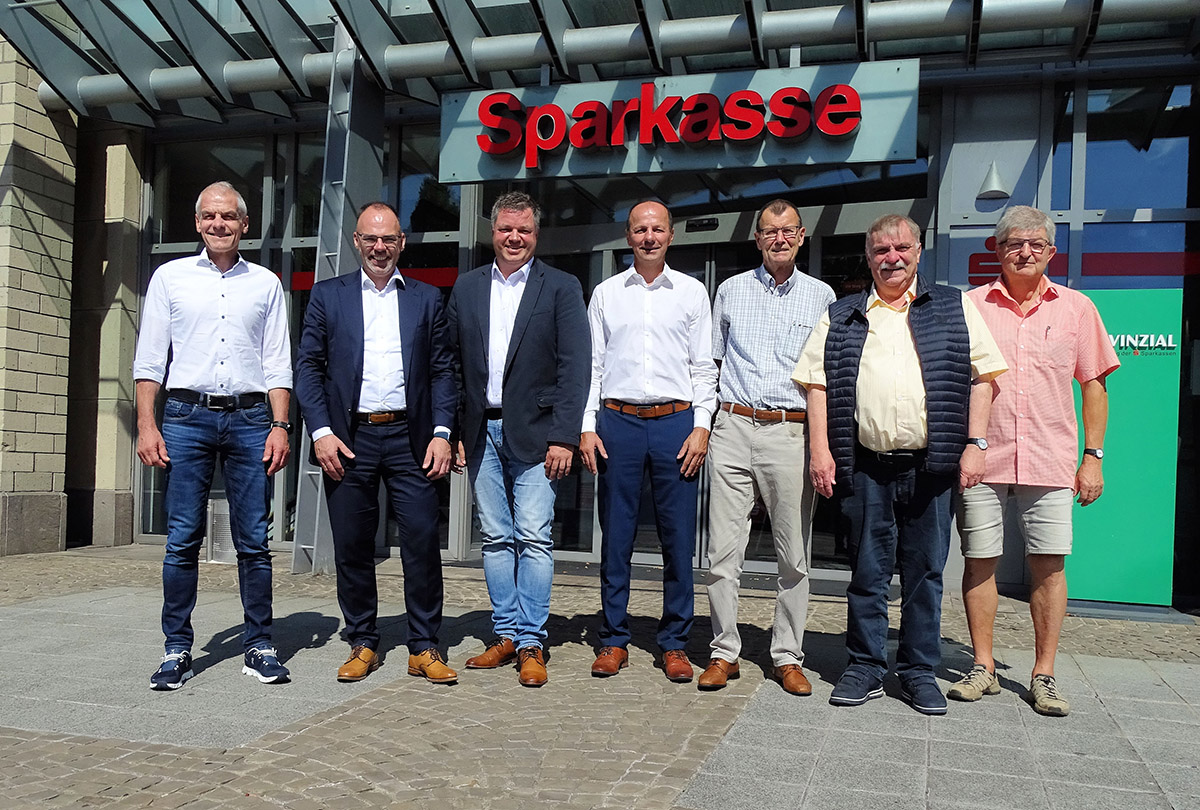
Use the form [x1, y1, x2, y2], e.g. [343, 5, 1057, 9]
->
[956, 483, 1074, 558]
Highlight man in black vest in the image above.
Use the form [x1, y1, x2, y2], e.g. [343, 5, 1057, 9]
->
[792, 214, 1006, 715]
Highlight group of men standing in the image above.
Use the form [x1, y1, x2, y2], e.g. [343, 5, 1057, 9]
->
[135, 180, 1116, 718]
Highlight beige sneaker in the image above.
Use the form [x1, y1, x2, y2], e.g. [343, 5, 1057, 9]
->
[947, 664, 1001, 701]
[1030, 674, 1070, 716]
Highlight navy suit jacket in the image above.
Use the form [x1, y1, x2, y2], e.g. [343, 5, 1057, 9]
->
[295, 270, 457, 465]
[447, 258, 590, 465]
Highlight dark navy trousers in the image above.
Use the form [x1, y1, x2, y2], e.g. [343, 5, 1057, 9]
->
[596, 407, 698, 652]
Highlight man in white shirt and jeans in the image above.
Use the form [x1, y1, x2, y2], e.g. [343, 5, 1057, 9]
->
[134, 181, 293, 690]
[581, 200, 718, 683]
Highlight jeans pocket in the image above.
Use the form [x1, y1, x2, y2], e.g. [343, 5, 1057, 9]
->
[239, 402, 272, 426]
[164, 398, 196, 420]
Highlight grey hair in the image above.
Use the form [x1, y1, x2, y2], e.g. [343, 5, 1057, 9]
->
[490, 191, 542, 231]
[755, 199, 802, 232]
[995, 205, 1056, 246]
[195, 181, 248, 219]
[865, 214, 921, 251]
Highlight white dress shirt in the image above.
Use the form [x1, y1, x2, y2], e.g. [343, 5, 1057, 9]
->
[582, 265, 718, 432]
[486, 260, 530, 408]
[358, 270, 407, 413]
[132, 250, 292, 394]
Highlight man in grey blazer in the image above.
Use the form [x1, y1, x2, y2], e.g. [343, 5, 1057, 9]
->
[447, 192, 590, 686]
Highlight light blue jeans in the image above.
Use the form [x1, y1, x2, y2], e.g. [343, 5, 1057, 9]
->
[468, 418, 557, 650]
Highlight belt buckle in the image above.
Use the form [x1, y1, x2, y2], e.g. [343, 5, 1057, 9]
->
[635, 404, 657, 418]
[203, 394, 235, 411]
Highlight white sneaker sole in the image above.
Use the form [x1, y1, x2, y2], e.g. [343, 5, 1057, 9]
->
[900, 686, 948, 715]
[242, 665, 288, 684]
[149, 669, 193, 691]
[829, 686, 884, 706]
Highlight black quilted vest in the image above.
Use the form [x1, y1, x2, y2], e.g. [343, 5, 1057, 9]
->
[823, 274, 971, 489]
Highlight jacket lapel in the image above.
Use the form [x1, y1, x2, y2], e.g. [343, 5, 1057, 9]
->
[341, 273, 366, 404]
[504, 259, 544, 376]
[395, 277, 417, 389]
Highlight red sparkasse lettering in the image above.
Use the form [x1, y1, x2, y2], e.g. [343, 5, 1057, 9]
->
[524, 103, 568, 170]
[476, 92, 523, 155]
[679, 93, 721, 143]
[767, 87, 812, 139]
[814, 84, 861, 137]
[570, 100, 610, 148]
[638, 83, 682, 144]
[609, 97, 639, 146]
[720, 90, 765, 141]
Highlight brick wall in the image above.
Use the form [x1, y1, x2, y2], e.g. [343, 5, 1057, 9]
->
[0, 38, 77, 554]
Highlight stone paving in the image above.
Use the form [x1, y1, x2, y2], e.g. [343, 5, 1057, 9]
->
[0, 546, 1198, 809]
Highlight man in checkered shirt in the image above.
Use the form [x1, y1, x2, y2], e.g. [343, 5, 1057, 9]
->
[950, 205, 1119, 717]
[698, 199, 836, 695]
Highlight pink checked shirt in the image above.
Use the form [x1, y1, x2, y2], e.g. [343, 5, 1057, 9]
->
[967, 278, 1119, 488]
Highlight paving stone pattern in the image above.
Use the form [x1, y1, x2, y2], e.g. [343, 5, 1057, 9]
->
[0, 547, 1198, 809]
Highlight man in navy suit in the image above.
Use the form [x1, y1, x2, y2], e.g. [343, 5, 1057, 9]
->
[447, 192, 589, 687]
[295, 202, 458, 684]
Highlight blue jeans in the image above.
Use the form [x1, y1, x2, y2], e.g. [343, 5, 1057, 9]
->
[840, 451, 953, 683]
[468, 419, 557, 650]
[160, 397, 274, 653]
[596, 407, 697, 651]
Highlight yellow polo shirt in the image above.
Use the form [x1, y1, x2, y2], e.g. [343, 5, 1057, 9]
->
[791, 283, 1007, 452]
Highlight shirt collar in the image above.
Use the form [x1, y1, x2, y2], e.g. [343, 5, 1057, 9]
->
[360, 269, 404, 292]
[754, 264, 797, 294]
[491, 259, 532, 284]
[866, 276, 918, 312]
[623, 264, 675, 289]
[984, 273, 1057, 307]
[199, 249, 247, 275]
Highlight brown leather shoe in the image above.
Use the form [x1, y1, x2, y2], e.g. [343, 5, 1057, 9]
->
[465, 638, 516, 669]
[517, 646, 548, 687]
[337, 645, 381, 682]
[591, 646, 629, 676]
[662, 649, 694, 683]
[773, 664, 813, 696]
[698, 658, 740, 690]
[407, 648, 458, 684]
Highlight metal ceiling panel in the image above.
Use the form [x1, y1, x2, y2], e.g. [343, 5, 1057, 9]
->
[634, 0, 681, 73]
[328, 0, 438, 104]
[143, 0, 291, 116]
[235, 0, 326, 97]
[58, 0, 222, 122]
[425, 0, 490, 85]
[0, 2, 152, 126]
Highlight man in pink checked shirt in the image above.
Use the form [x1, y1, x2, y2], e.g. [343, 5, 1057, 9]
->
[950, 206, 1120, 717]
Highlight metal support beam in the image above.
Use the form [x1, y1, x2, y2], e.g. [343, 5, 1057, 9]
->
[531, 0, 590, 80]
[143, 0, 291, 117]
[634, 0, 682, 73]
[329, 0, 438, 104]
[0, 2, 151, 126]
[426, 0, 494, 86]
[236, 0, 325, 97]
[742, 0, 770, 67]
[59, 0, 221, 122]
[1073, 0, 1104, 60]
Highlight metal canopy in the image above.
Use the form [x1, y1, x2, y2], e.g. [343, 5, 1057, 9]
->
[1, 0, 1196, 127]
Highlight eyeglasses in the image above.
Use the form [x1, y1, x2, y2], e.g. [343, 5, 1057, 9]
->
[1000, 238, 1050, 254]
[757, 226, 801, 241]
[356, 233, 402, 247]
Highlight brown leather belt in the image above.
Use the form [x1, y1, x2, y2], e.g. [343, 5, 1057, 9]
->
[722, 402, 806, 423]
[604, 399, 691, 419]
[355, 410, 406, 425]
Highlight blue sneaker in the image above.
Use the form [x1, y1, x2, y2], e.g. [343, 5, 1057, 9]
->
[150, 650, 193, 691]
[900, 678, 948, 715]
[242, 647, 290, 684]
[829, 669, 884, 706]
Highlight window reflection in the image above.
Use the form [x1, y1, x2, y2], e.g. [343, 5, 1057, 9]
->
[153, 139, 266, 243]
[400, 125, 461, 233]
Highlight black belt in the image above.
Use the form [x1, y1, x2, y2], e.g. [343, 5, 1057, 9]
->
[483, 408, 503, 420]
[168, 389, 266, 411]
[855, 443, 927, 464]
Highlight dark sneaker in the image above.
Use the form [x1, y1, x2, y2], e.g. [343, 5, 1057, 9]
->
[900, 679, 948, 715]
[1029, 674, 1070, 716]
[242, 647, 290, 684]
[829, 669, 884, 706]
[150, 650, 193, 691]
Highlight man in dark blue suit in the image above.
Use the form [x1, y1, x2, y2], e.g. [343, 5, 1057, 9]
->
[447, 192, 589, 687]
[295, 202, 458, 684]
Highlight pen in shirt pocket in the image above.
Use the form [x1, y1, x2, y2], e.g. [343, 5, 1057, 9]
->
[1045, 326, 1051, 340]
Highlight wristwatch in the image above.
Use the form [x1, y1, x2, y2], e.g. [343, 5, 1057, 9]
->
[270, 420, 293, 432]
[1084, 447, 1104, 459]
[966, 437, 989, 451]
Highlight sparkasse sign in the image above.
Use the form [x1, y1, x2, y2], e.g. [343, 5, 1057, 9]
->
[439, 60, 918, 183]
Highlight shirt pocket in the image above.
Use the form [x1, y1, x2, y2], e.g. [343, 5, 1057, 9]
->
[1042, 325, 1078, 371]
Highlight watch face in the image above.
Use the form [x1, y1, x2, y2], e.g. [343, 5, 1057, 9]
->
[1087, 448, 1104, 459]
[969, 438, 988, 451]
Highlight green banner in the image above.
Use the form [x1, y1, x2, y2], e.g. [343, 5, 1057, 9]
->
[1066, 288, 1180, 605]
